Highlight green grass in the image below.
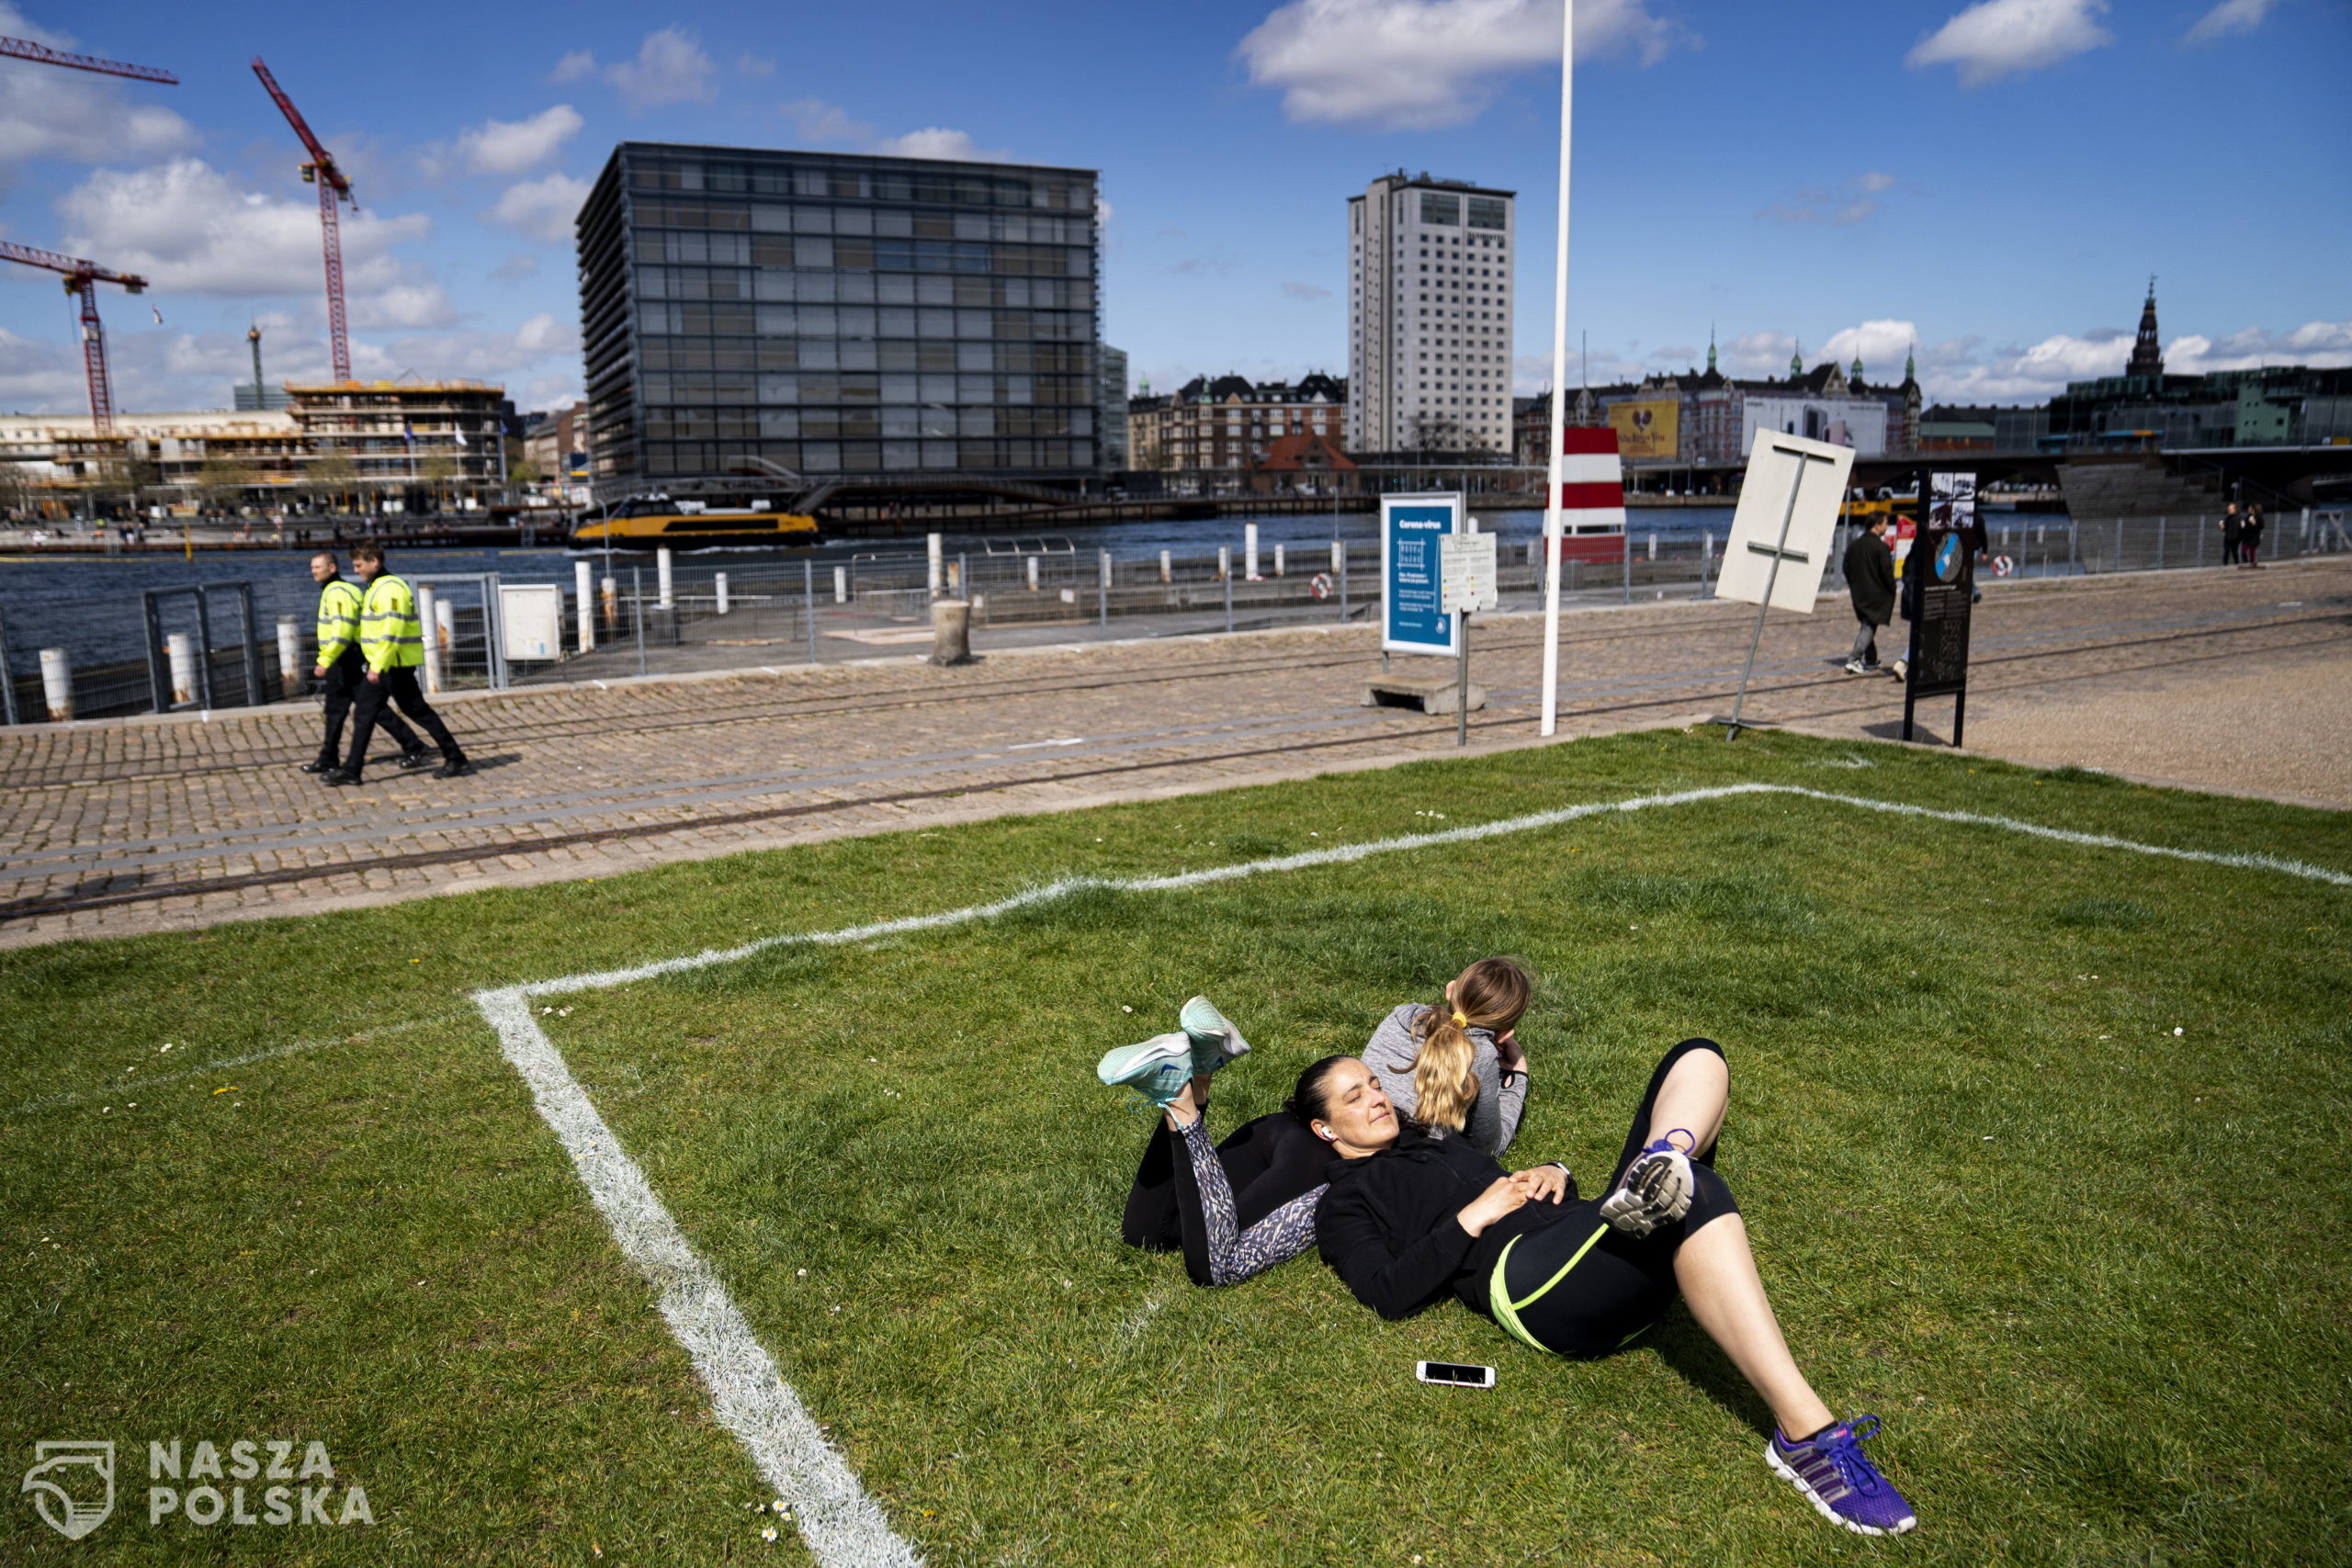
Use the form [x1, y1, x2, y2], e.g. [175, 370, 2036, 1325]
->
[3, 728, 2348, 1565]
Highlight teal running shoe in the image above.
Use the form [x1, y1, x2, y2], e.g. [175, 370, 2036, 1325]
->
[1179, 995, 1251, 1077]
[1095, 1032, 1195, 1110]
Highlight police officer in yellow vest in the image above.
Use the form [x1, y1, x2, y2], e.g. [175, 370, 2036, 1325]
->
[303, 550, 426, 775]
[322, 543, 472, 784]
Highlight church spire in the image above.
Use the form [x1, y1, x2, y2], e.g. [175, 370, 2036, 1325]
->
[1790, 340, 1804, 378]
[2128, 275, 2165, 378]
[1706, 322, 1717, 374]
[1850, 349, 1865, 379]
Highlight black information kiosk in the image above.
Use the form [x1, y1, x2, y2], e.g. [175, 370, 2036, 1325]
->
[1901, 468, 1984, 745]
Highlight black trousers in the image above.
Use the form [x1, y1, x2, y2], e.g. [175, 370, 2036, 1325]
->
[1487, 1037, 1740, 1357]
[343, 666, 463, 776]
[316, 652, 419, 768]
[1123, 1111, 1333, 1288]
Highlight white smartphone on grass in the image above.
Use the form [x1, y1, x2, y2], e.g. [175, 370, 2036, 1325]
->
[1414, 1360, 1496, 1390]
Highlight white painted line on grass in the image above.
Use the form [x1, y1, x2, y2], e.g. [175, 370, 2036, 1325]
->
[472, 779, 2348, 1567]
[6, 1012, 465, 1119]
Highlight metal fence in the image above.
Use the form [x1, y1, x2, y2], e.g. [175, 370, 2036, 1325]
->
[4, 508, 2346, 720]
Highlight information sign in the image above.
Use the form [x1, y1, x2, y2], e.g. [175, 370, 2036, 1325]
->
[1440, 532, 1498, 615]
[1382, 492, 1462, 656]
[1903, 468, 1979, 740]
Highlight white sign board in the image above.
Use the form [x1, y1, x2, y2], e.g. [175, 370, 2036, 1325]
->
[500, 582, 565, 661]
[1715, 433, 1856, 614]
[1440, 532, 1498, 615]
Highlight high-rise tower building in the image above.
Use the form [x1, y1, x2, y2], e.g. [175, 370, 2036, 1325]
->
[578, 142, 1102, 491]
[1347, 171, 1515, 455]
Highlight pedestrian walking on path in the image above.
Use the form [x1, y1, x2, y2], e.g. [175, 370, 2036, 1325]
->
[1840, 515, 1896, 675]
[322, 543, 472, 785]
[304, 551, 427, 776]
[2242, 504, 2266, 570]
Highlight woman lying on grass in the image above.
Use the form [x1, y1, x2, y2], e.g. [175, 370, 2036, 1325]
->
[1099, 959, 1539, 1289]
[1305, 1039, 1918, 1537]
[1098, 997, 1338, 1288]
[1362, 956, 1535, 1158]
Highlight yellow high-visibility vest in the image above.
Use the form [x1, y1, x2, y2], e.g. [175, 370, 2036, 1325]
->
[314, 578, 364, 666]
[358, 572, 424, 671]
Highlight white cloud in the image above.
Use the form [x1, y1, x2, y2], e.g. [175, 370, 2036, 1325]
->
[458, 105, 583, 175]
[351, 282, 456, 332]
[2167, 321, 2352, 373]
[1758, 171, 1902, 225]
[550, 50, 596, 83]
[58, 158, 429, 297]
[1283, 280, 1333, 300]
[0, 3, 195, 186]
[605, 27, 717, 110]
[2184, 0, 2280, 45]
[780, 99, 1008, 162]
[1906, 0, 2112, 87]
[1237, 0, 1696, 130]
[1818, 320, 1921, 378]
[486, 173, 591, 244]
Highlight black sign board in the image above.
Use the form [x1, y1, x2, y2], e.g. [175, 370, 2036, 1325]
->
[1902, 468, 1980, 743]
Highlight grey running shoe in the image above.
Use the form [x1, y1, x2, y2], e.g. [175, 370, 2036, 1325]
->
[1599, 1137, 1694, 1237]
[1178, 995, 1250, 1077]
[1095, 1032, 1195, 1111]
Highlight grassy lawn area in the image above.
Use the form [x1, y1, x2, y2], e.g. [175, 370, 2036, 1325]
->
[4, 727, 2348, 1565]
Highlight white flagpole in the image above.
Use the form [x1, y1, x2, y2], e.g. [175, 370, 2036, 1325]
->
[1539, 0, 1574, 736]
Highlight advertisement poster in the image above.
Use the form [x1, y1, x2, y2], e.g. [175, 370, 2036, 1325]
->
[1608, 399, 1679, 462]
[1381, 492, 1461, 657]
[1740, 398, 1890, 457]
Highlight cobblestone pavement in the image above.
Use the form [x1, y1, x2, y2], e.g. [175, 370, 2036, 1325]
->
[3, 558, 2344, 947]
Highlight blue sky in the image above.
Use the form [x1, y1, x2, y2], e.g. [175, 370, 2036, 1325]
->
[2, 0, 2346, 419]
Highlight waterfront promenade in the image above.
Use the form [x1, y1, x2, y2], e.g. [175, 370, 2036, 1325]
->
[1, 558, 2343, 948]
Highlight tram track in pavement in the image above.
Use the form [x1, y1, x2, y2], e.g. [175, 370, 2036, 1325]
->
[0, 592, 2335, 793]
[4, 604, 2343, 923]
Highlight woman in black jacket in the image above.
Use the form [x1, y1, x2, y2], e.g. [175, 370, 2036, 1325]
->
[1304, 1042, 1917, 1537]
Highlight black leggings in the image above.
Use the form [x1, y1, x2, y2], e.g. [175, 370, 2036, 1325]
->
[1123, 1112, 1333, 1288]
[1486, 1037, 1739, 1357]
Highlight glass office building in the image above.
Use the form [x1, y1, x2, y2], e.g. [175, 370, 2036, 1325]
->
[579, 143, 1102, 493]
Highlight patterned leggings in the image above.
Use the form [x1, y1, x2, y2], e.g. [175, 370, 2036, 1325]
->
[1121, 1111, 1332, 1287]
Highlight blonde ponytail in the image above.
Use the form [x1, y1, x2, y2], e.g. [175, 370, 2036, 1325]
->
[1409, 957, 1535, 1135]
[1412, 1009, 1479, 1133]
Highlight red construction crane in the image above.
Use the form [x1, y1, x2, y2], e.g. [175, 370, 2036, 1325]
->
[0, 34, 177, 83]
[0, 243, 148, 435]
[251, 56, 355, 384]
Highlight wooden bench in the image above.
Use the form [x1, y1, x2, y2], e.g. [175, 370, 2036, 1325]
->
[1361, 676, 1486, 716]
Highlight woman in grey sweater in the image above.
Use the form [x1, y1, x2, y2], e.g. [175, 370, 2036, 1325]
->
[1363, 957, 1533, 1157]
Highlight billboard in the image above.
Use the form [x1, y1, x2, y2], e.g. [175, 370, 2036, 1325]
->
[1740, 397, 1889, 457]
[1609, 399, 1679, 461]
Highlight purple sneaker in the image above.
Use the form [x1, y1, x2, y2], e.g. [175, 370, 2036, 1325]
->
[1766, 1416, 1917, 1536]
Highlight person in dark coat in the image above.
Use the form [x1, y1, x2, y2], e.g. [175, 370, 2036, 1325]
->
[2221, 503, 2243, 567]
[2242, 504, 2265, 569]
[1841, 515, 1896, 673]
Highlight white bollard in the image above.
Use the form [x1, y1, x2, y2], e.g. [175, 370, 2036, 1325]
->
[715, 571, 730, 615]
[276, 617, 303, 695]
[1525, 538, 1539, 567]
[39, 648, 73, 722]
[601, 575, 617, 635]
[417, 584, 443, 694]
[1647, 531, 1657, 561]
[575, 560, 595, 652]
[656, 547, 673, 609]
[1331, 540, 1345, 574]
[1466, 515, 1480, 534]
[1027, 556, 1040, 591]
[166, 633, 198, 707]
[927, 532, 944, 598]
[833, 564, 848, 604]
[1274, 544, 1286, 578]
[1218, 546, 1230, 581]
[1159, 548, 1172, 583]
[1245, 522, 1261, 581]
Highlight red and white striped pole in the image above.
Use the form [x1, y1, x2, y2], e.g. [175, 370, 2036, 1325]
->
[1539, 0, 1575, 736]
